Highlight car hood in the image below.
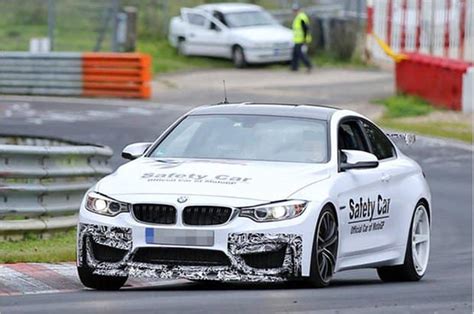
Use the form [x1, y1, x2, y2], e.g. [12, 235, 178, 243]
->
[97, 158, 330, 202]
[231, 25, 293, 45]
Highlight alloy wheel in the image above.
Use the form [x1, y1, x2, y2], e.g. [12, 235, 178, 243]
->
[411, 205, 430, 276]
[316, 210, 338, 283]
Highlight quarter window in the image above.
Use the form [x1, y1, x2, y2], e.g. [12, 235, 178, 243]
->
[361, 121, 396, 160]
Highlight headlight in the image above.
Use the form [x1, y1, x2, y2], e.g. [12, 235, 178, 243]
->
[85, 192, 129, 217]
[239, 200, 307, 222]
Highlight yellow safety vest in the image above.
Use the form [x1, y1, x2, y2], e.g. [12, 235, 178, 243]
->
[292, 12, 312, 44]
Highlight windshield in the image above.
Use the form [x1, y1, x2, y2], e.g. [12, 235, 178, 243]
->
[149, 114, 328, 163]
[224, 10, 277, 28]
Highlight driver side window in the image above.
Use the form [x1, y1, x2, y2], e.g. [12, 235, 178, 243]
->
[360, 120, 396, 160]
[338, 120, 368, 152]
[187, 13, 207, 27]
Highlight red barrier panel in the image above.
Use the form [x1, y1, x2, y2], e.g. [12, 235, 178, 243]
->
[396, 53, 472, 111]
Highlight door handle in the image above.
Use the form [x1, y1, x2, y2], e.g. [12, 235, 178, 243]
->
[381, 174, 391, 182]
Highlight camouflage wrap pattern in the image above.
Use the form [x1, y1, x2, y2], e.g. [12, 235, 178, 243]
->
[78, 223, 303, 282]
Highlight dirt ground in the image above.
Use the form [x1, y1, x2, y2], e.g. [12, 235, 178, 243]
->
[152, 67, 473, 129]
[152, 68, 390, 120]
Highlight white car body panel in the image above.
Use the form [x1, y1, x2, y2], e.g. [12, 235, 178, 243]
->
[77, 104, 431, 282]
[168, 4, 293, 64]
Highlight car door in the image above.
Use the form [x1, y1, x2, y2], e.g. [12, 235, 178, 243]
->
[359, 119, 401, 250]
[336, 118, 395, 266]
[181, 8, 229, 57]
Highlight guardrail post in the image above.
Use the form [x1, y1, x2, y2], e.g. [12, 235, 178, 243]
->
[48, 0, 55, 51]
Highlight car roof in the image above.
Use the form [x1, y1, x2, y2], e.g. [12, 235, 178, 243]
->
[196, 3, 262, 14]
[187, 103, 340, 121]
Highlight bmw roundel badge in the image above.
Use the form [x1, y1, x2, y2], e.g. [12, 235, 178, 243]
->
[177, 196, 188, 203]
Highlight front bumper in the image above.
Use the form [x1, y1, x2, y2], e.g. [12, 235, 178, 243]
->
[78, 223, 303, 282]
[245, 47, 292, 64]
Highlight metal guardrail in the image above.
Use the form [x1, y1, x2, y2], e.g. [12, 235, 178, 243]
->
[0, 135, 113, 240]
[0, 52, 152, 99]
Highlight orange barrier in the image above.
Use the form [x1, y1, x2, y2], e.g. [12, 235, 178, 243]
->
[82, 53, 151, 99]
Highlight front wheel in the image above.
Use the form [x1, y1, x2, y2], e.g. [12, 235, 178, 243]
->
[308, 206, 339, 288]
[377, 202, 430, 282]
[177, 38, 187, 56]
[232, 46, 247, 68]
[78, 265, 128, 290]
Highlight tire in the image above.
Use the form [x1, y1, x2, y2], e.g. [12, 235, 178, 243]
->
[232, 46, 247, 68]
[77, 244, 128, 290]
[308, 206, 339, 288]
[177, 38, 187, 56]
[78, 265, 128, 290]
[377, 202, 430, 282]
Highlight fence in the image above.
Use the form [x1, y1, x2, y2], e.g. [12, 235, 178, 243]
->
[0, 0, 363, 52]
[0, 135, 113, 240]
[367, 0, 473, 64]
[0, 52, 152, 98]
[366, 0, 473, 112]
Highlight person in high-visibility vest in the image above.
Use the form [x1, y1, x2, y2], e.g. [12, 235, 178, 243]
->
[291, 3, 313, 72]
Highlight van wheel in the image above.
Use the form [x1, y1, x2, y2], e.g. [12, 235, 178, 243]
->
[377, 202, 430, 282]
[308, 206, 338, 288]
[232, 46, 247, 68]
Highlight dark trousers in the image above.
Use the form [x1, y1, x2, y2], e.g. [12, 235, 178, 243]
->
[291, 43, 312, 71]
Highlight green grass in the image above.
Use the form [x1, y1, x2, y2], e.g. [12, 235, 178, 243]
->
[138, 38, 370, 74]
[0, 229, 76, 263]
[374, 94, 434, 118]
[378, 119, 472, 143]
[312, 51, 369, 69]
[374, 94, 472, 143]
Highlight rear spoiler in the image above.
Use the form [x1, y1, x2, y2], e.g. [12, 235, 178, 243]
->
[386, 133, 416, 145]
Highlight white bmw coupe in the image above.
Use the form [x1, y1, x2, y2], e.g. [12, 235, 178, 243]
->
[77, 103, 431, 290]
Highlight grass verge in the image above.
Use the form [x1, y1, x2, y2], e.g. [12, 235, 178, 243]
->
[375, 94, 472, 143]
[0, 229, 76, 263]
[138, 38, 370, 74]
[138, 38, 234, 74]
[378, 119, 472, 143]
[374, 94, 434, 118]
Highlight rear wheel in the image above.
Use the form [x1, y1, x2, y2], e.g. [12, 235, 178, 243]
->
[232, 46, 247, 68]
[308, 206, 338, 288]
[377, 202, 430, 282]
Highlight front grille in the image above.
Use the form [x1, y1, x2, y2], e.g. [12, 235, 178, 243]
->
[133, 204, 176, 224]
[182, 206, 232, 225]
[241, 245, 287, 269]
[133, 248, 231, 266]
[91, 240, 128, 263]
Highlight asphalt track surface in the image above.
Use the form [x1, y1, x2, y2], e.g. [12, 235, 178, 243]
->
[0, 84, 472, 313]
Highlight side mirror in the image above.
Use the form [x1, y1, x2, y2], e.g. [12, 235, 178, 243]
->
[121, 142, 152, 160]
[340, 149, 379, 171]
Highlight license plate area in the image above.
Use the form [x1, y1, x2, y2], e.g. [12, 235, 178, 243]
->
[145, 228, 214, 246]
